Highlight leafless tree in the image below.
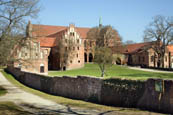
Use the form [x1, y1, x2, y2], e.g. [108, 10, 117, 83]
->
[0, 0, 40, 66]
[56, 38, 76, 70]
[143, 15, 173, 68]
[87, 25, 122, 77]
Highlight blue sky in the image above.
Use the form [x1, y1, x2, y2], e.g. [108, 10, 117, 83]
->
[33, 0, 173, 43]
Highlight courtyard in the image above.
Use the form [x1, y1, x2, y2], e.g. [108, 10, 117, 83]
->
[48, 64, 173, 80]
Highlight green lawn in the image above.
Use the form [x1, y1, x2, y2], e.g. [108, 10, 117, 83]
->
[49, 64, 173, 80]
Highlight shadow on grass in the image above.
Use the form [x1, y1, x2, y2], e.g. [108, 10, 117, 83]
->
[0, 102, 32, 115]
[21, 103, 117, 115]
[0, 86, 7, 96]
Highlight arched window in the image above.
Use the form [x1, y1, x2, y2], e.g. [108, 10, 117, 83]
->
[84, 53, 87, 62]
[89, 53, 93, 62]
[84, 40, 87, 47]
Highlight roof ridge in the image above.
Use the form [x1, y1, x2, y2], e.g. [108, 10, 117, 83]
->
[46, 28, 67, 37]
[32, 24, 67, 28]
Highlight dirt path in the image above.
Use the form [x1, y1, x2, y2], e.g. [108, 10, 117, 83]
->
[0, 72, 166, 115]
[128, 66, 173, 73]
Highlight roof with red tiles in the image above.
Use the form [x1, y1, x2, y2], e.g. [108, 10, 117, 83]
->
[32, 24, 67, 37]
[32, 24, 90, 47]
[124, 42, 153, 54]
[167, 45, 173, 52]
[38, 37, 56, 47]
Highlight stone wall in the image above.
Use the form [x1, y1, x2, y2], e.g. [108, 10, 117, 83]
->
[5, 67, 173, 114]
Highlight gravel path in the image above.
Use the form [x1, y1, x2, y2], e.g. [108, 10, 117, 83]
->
[128, 66, 173, 73]
[0, 72, 166, 115]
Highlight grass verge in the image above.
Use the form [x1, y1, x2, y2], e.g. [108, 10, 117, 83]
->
[0, 101, 31, 115]
[49, 64, 173, 80]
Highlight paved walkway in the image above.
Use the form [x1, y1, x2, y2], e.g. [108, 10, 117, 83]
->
[128, 66, 173, 73]
[0, 72, 166, 115]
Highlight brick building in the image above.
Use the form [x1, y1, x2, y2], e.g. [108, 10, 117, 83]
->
[123, 42, 173, 68]
[14, 21, 120, 74]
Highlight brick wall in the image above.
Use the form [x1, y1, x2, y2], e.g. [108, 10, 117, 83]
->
[5, 67, 173, 114]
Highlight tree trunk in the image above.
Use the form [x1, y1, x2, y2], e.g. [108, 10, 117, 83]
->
[101, 70, 104, 77]
[161, 56, 164, 68]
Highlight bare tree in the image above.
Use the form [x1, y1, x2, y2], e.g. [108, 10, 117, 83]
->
[143, 15, 173, 68]
[87, 25, 122, 77]
[0, 0, 40, 66]
[56, 38, 76, 70]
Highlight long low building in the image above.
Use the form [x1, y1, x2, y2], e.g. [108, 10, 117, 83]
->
[123, 42, 173, 68]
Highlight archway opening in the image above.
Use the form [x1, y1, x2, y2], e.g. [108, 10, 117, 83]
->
[89, 53, 93, 62]
[84, 53, 87, 62]
[40, 64, 44, 73]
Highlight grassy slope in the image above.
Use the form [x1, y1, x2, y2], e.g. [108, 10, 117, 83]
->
[49, 64, 173, 80]
[0, 102, 31, 115]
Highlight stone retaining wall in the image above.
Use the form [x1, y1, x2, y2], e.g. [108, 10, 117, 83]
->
[6, 67, 173, 114]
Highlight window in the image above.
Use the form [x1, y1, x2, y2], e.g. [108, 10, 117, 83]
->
[165, 56, 167, 62]
[84, 40, 87, 47]
[138, 56, 140, 62]
[143, 57, 145, 62]
[77, 39, 79, 43]
[76, 54, 78, 58]
[65, 39, 67, 43]
[65, 47, 68, 51]
[77, 47, 79, 50]
[70, 32, 74, 37]
[73, 47, 75, 50]
[40, 66, 44, 73]
[151, 56, 154, 62]
[40, 52, 43, 59]
[90, 41, 92, 47]
[44, 49, 48, 55]
[78, 60, 80, 63]
[70, 60, 72, 63]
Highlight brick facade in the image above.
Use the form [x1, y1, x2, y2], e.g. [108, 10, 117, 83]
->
[124, 42, 173, 68]
[14, 22, 91, 74]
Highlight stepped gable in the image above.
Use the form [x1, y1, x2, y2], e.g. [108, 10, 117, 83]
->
[32, 24, 90, 47]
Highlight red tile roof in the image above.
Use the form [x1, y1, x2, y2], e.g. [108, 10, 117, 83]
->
[76, 27, 90, 39]
[38, 37, 56, 47]
[124, 42, 153, 54]
[32, 24, 67, 37]
[32, 24, 90, 47]
[167, 45, 173, 52]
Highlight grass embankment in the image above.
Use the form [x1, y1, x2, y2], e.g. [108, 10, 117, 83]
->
[0, 70, 167, 114]
[48, 64, 173, 80]
[0, 70, 127, 111]
[0, 102, 31, 115]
